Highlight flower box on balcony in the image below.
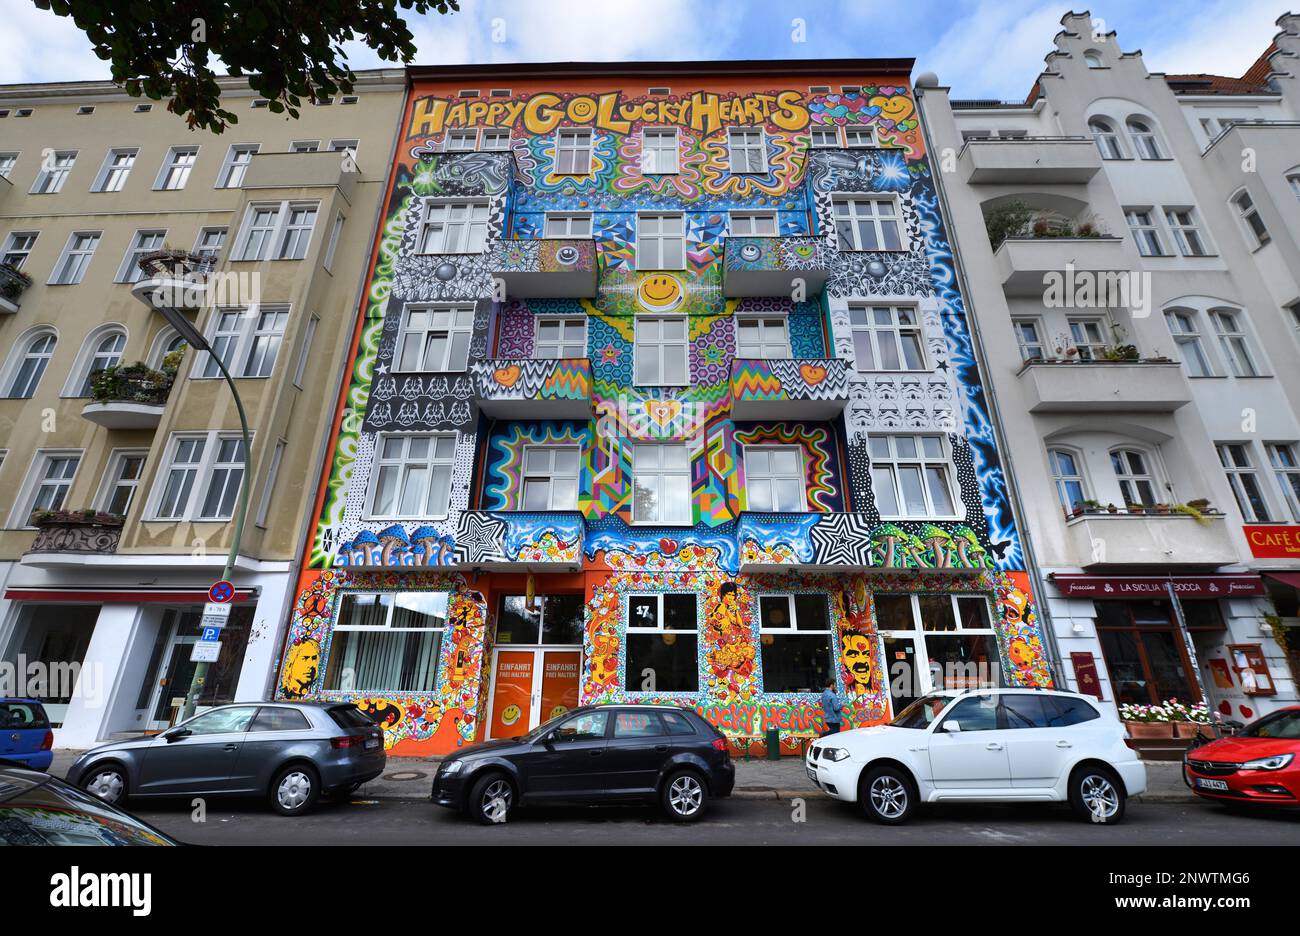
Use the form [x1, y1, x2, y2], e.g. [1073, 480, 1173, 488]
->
[26, 510, 125, 558]
[0, 261, 33, 313]
[30, 510, 125, 529]
[90, 362, 174, 406]
[1124, 721, 1174, 740]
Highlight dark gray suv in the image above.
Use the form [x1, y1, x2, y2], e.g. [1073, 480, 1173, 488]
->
[65, 702, 385, 816]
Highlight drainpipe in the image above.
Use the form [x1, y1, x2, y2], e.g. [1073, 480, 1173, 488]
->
[915, 84, 1067, 687]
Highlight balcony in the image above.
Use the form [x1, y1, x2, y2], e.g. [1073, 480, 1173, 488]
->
[130, 250, 215, 313]
[473, 357, 592, 419]
[242, 149, 355, 199]
[23, 511, 123, 565]
[491, 238, 597, 298]
[993, 235, 1129, 296]
[1065, 511, 1237, 569]
[736, 512, 995, 572]
[1018, 359, 1190, 413]
[730, 358, 849, 420]
[958, 136, 1102, 184]
[0, 262, 33, 315]
[80, 363, 174, 429]
[722, 236, 830, 297]
[330, 513, 584, 571]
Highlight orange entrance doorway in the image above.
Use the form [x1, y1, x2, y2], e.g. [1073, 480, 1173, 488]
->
[486, 648, 581, 739]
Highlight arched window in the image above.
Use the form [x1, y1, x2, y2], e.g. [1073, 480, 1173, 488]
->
[1088, 117, 1125, 159]
[1126, 116, 1163, 159]
[1111, 448, 1159, 507]
[77, 331, 126, 396]
[1049, 448, 1088, 514]
[1164, 310, 1213, 377]
[5, 331, 57, 399]
[1084, 50, 1104, 69]
[147, 327, 187, 371]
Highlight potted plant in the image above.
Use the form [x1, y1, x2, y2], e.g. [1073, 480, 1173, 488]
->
[1153, 503, 1171, 514]
[1165, 699, 1212, 739]
[1126, 503, 1146, 515]
[1106, 503, 1119, 514]
[0, 261, 34, 301]
[29, 508, 125, 528]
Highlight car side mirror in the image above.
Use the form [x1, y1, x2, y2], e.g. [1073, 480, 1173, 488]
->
[944, 720, 962, 733]
[164, 727, 191, 742]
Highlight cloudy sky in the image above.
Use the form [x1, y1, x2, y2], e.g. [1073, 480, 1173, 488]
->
[0, 0, 1290, 99]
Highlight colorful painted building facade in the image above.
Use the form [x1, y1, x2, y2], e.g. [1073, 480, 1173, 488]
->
[274, 61, 1055, 756]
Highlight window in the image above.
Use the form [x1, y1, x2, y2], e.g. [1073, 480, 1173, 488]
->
[134, 103, 152, 113]
[1067, 317, 1108, 360]
[843, 125, 876, 147]
[292, 315, 318, 388]
[369, 433, 457, 519]
[534, 316, 586, 359]
[1165, 311, 1213, 377]
[1210, 309, 1258, 377]
[329, 139, 359, 156]
[323, 211, 344, 272]
[31, 151, 76, 194]
[1165, 208, 1210, 257]
[216, 144, 259, 188]
[736, 316, 790, 358]
[1233, 191, 1269, 248]
[873, 594, 1000, 694]
[1288, 172, 1300, 201]
[1, 232, 37, 269]
[614, 711, 664, 737]
[726, 128, 767, 173]
[543, 213, 592, 238]
[1126, 117, 1163, 159]
[1266, 443, 1300, 522]
[480, 129, 511, 151]
[869, 435, 957, 519]
[193, 227, 227, 261]
[25, 453, 81, 518]
[554, 129, 592, 174]
[156, 147, 198, 190]
[249, 707, 310, 732]
[201, 437, 248, 519]
[396, 305, 474, 372]
[6, 331, 56, 398]
[76, 331, 126, 396]
[445, 130, 478, 152]
[290, 141, 319, 153]
[495, 594, 584, 645]
[255, 439, 286, 527]
[1217, 443, 1271, 522]
[234, 201, 319, 260]
[1050, 448, 1087, 513]
[115, 230, 166, 283]
[729, 211, 778, 236]
[1012, 318, 1045, 361]
[849, 304, 925, 371]
[632, 443, 691, 524]
[809, 127, 839, 148]
[323, 592, 448, 692]
[243, 307, 289, 378]
[419, 199, 489, 254]
[153, 436, 204, 519]
[942, 695, 1000, 730]
[1124, 208, 1166, 257]
[50, 232, 100, 285]
[626, 594, 698, 692]
[1111, 448, 1159, 507]
[153, 434, 248, 521]
[0, 153, 17, 178]
[833, 196, 904, 251]
[1084, 50, 1104, 68]
[1088, 117, 1125, 159]
[758, 594, 832, 692]
[634, 315, 688, 385]
[92, 149, 137, 192]
[197, 305, 290, 379]
[97, 450, 146, 516]
[521, 444, 580, 511]
[744, 445, 804, 512]
[636, 212, 685, 270]
[641, 128, 678, 174]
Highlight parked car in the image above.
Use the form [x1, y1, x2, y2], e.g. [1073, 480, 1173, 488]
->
[0, 698, 54, 771]
[432, 704, 735, 824]
[0, 761, 179, 845]
[1184, 705, 1300, 807]
[806, 688, 1146, 824]
[66, 701, 385, 816]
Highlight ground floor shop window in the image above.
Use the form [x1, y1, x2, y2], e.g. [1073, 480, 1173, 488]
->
[626, 593, 697, 692]
[1095, 599, 1223, 706]
[497, 594, 583, 645]
[757, 594, 832, 693]
[141, 607, 253, 725]
[1, 604, 97, 725]
[323, 592, 448, 692]
[873, 593, 1000, 713]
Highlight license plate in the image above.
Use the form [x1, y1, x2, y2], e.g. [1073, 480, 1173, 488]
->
[806, 766, 817, 782]
[365, 737, 380, 750]
[1195, 777, 1229, 791]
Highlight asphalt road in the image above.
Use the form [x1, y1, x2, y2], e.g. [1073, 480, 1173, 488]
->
[128, 795, 1300, 846]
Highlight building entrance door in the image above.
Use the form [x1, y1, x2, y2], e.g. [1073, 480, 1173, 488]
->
[146, 624, 199, 731]
[486, 648, 581, 739]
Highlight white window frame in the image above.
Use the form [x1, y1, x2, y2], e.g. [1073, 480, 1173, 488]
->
[1266, 442, 1300, 523]
[115, 229, 167, 283]
[554, 128, 593, 175]
[254, 438, 287, 528]
[640, 127, 679, 174]
[735, 315, 790, 358]
[479, 129, 511, 151]
[10, 449, 83, 527]
[1217, 442, 1272, 523]
[48, 231, 101, 285]
[292, 314, 318, 388]
[1110, 447, 1162, 507]
[1012, 317, 1045, 362]
[149, 431, 251, 522]
[543, 212, 592, 239]
[636, 212, 685, 270]
[726, 128, 767, 174]
[1088, 117, 1125, 159]
[1163, 207, 1211, 257]
[1232, 189, 1270, 249]
[520, 443, 581, 511]
[67, 326, 127, 397]
[533, 315, 587, 359]
[194, 304, 291, 379]
[322, 210, 344, 273]
[366, 432, 458, 521]
[233, 200, 319, 261]
[868, 434, 959, 520]
[633, 314, 689, 386]
[154, 146, 199, 190]
[91, 148, 137, 193]
[631, 443, 692, 525]
[216, 143, 259, 188]
[832, 194, 906, 251]
[193, 226, 227, 262]
[1066, 316, 1108, 361]
[0, 153, 17, 179]
[1049, 447, 1089, 514]
[395, 304, 475, 373]
[809, 127, 840, 149]
[290, 140, 320, 153]
[1126, 117, 1164, 159]
[729, 210, 779, 236]
[1164, 310, 1214, 377]
[849, 304, 926, 371]
[445, 130, 479, 152]
[418, 198, 490, 255]
[1, 231, 38, 269]
[1210, 308, 1260, 377]
[1124, 208, 1167, 257]
[743, 444, 806, 513]
[4, 329, 58, 399]
[95, 448, 148, 517]
[31, 151, 77, 194]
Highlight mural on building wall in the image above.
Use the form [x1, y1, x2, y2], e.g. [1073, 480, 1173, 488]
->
[276, 75, 1051, 754]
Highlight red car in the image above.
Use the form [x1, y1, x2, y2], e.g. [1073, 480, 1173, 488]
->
[1185, 706, 1300, 806]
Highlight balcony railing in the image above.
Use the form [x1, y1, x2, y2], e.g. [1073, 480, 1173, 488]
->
[1017, 358, 1190, 412]
[473, 357, 592, 419]
[736, 512, 995, 572]
[491, 238, 597, 298]
[81, 363, 174, 429]
[0, 262, 33, 314]
[130, 250, 216, 312]
[24, 511, 123, 560]
[722, 235, 830, 297]
[729, 358, 849, 420]
[958, 136, 1101, 184]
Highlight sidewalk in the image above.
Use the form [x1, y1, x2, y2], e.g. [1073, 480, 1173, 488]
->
[46, 749, 1193, 802]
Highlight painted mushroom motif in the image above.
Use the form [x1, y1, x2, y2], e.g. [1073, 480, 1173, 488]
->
[411, 526, 442, 566]
[352, 530, 380, 566]
[378, 524, 411, 566]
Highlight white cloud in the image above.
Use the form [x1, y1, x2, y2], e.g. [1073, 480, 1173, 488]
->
[0, 1, 111, 83]
[916, 1, 1066, 100]
[1143, 0, 1283, 77]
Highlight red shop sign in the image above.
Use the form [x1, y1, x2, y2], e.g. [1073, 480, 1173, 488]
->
[1050, 574, 1266, 598]
[1242, 525, 1300, 560]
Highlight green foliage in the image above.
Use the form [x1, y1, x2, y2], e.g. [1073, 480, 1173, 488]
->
[30, 508, 124, 526]
[89, 361, 174, 404]
[34, 0, 461, 133]
[983, 201, 1032, 250]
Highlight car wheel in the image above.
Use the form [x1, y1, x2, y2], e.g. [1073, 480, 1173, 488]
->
[660, 769, 709, 822]
[1069, 764, 1126, 824]
[82, 764, 128, 806]
[467, 772, 515, 825]
[269, 764, 320, 817]
[859, 765, 916, 824]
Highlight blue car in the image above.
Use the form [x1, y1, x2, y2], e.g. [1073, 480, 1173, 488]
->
[0, 698, 54, 771]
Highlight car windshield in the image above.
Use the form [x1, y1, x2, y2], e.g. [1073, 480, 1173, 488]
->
[1240, 708, 1300, 740]
[519, 709, 581, 743]
[890, 694, 954, 729]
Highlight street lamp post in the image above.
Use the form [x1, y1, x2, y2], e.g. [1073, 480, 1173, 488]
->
[152, 301, 254, 722]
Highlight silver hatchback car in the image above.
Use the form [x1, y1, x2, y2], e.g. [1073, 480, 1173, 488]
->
[65, 701, 385, 816]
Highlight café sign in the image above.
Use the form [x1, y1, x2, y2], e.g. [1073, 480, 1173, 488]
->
[1242, 525, 1300, 560]
[1051, 574, 1266, 598]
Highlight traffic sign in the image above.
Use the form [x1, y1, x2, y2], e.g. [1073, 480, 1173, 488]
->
[208, 581, 235, 603]
[200, 602, 230, 631]
[190, 641, 221, 663]
[200, 626, 222, 642]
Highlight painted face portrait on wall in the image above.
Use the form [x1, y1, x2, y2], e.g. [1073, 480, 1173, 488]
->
[280, 639, 321, 698]
[840, 632, 876, 693]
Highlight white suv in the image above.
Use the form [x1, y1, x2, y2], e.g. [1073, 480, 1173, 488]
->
[806, 688, 1146, 824]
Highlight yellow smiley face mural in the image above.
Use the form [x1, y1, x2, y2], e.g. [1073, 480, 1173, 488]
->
[637, 273, 684, 312]
[501, 703, 522, 726]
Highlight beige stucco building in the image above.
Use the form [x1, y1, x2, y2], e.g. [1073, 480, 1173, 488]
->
[0, 70, 405, 746]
